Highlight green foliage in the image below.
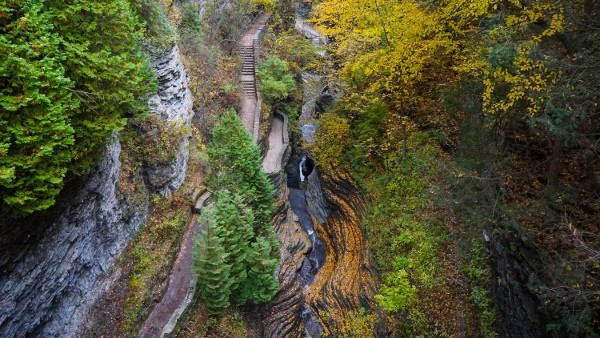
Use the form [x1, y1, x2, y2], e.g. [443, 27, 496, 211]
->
[193, 110, 279, 314]
[132, 0, 177, 52]
[0, 0, 154, 216]
[207, 109, 276, 233]
[210, 191, 255, 296]
[193, 213, 233, 316]
[467, 240, 498, 338]
[375, 269, 416, 312]
[179, 2, 203, 35]
[0, 1, 77, 214]
[339, 308, 377, 338]
[240, 235, 280, 304]
[257, 56, 296, 103]
[264, 30, 319, 73]
[355, 131, 451, 334]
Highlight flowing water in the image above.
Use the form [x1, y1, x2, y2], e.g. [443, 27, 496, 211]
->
[262, 14, 385, 337]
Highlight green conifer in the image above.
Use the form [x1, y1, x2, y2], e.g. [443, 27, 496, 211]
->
[193, 211, 233, 316]
[207, 109, 276, 235]
[211, 191, 255, 297]
[0, 0, 154, 215]
[197, 109, 281, 310]
[240, 236, 280, 304]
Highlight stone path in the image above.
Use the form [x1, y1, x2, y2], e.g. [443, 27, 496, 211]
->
[262, 114, 285, 173]
[239, 12, 270, 139]
[138, 215, 201, 338]
[137, 15, 276, 338]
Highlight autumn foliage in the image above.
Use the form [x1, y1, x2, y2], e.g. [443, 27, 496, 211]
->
[312, 0, 600, 335]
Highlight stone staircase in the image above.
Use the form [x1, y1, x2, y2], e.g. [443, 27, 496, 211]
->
[238, 12, 270, 141]
[240, 45, 257, 96]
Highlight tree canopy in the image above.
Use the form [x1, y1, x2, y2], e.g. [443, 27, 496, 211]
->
[0, 0, 155, 215]
[194, 110, 280, 314]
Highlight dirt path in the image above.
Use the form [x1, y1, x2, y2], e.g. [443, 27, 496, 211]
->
[239, 12, 270, 138]
[262, 114, 284, 173]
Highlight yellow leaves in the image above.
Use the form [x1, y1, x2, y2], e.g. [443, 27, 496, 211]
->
[481, 48, 557, 117]
[469, 1, 564, 119]
[505, 2, 564, 43]
[316, 0, 459, 98]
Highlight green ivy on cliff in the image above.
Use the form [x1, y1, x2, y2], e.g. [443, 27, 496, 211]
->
[0, 0, 155, 216]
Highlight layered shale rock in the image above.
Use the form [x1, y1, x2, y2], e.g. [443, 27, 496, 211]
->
[305, 174, 382, 336]
[145, 45, 194, 196]
[0, 140, 149, 337]
[0, 44, 194, 338]
[264, 148, 382, 337]
[264, 188, 313, 338]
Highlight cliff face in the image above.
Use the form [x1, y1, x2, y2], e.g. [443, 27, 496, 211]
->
[145, 45, 195, 196]
[0, 44, 193, 337]
[0, 140, 149, 337]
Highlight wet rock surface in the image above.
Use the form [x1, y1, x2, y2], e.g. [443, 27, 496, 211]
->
[264, 148, 382, 337]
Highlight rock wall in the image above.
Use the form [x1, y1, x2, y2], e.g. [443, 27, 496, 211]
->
[264, 148, 383, 336]
[0, 140, 149, 337]
[0, 44, 194, 337]
[489, 231, 545, 337]
[305, 173, 383, 336]
[145, 45, 194, 196]
[263, 184, 313, 337]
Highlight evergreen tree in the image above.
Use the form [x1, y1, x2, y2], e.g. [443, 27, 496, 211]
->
[196, 110, 281, 311]
[210, 191, 255, 297]
[193, 210, 233, 316]
[0, 0, 154, 216]
[207, 109, 276, 236]
[0, 1, 78, 214]
[241, 236, 280, 304]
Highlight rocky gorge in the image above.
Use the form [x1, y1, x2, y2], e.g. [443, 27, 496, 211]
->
[0, 44, 194, 337]
[1, 6, 384, 338]
[262, 28, 384, 334]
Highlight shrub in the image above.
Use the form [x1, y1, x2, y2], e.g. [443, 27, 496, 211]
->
[257, 56, 296, 103]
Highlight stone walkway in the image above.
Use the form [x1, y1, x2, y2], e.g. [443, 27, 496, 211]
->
[239, 12, 270, 139]
[137, 14, 275, 338]
[138, 214, 200, 338]
[262, 114, 285, 173]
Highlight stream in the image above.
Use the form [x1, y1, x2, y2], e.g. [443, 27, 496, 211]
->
[285, 149, 326, 337]
[262, 13, 384, 337]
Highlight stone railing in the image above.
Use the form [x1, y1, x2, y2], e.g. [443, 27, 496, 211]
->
[251, 15, 268, 143]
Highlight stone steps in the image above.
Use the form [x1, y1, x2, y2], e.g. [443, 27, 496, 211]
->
[239, 40, 257, 95]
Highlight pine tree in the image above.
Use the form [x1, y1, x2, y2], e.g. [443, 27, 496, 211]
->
[193, 211, 233, 316]
[240, 236, 280, 304]
[210, 191, 255, 297]
[207, 109, 276, 235]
